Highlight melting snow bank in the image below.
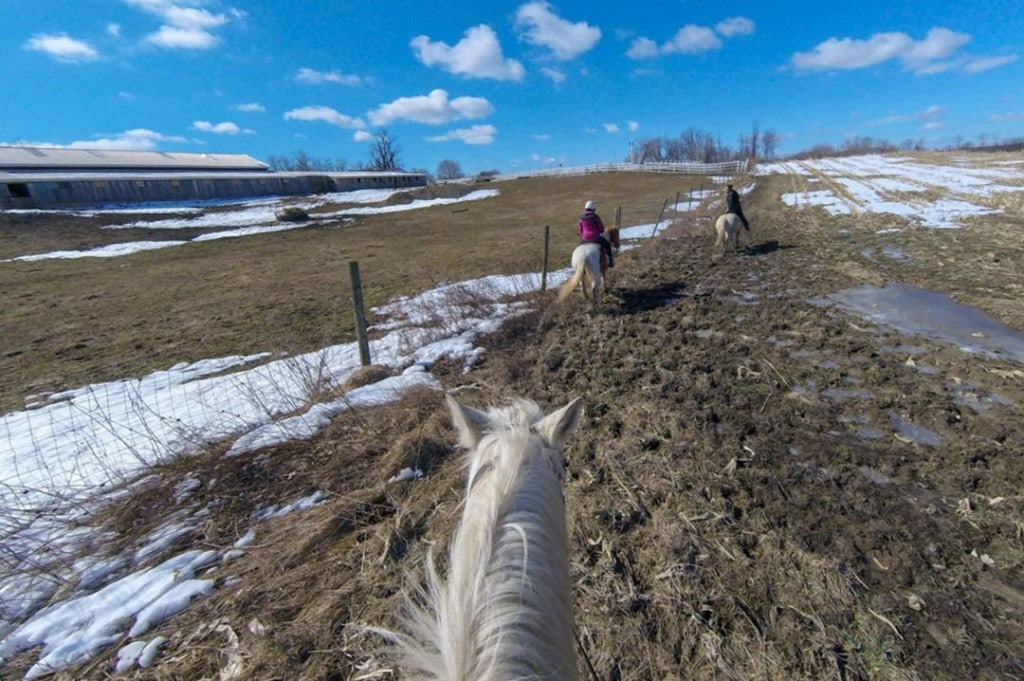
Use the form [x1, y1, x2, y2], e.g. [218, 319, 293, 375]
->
[3, 188, 500, 262]
[0, 549, 218, 678]
[819, 283, 1024, 363]
[0, 266, 572, 677]
[765, 153, 1016, 229]
[1, 271, 569, 506]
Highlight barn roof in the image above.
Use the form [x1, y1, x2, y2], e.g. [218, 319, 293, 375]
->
[0, 146, 269, 172]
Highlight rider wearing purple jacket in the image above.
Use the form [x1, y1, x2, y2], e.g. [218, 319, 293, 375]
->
[578, 200, 614, 267]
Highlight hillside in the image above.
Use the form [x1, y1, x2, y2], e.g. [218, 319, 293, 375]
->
[3, 155, 1024, 679]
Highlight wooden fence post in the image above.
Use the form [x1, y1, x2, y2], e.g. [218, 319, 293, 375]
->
[349, 261, 371, 366]
[541, 225, 550, 292]
[651, 197, 669, 238]
[614, 206, 622, 230]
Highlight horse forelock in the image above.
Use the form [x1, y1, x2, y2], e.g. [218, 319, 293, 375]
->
[464, 400, 555, 492]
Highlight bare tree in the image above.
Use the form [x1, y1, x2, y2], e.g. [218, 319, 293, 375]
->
[293, 150, 313, 171]
[369, 129, 401, 170]
[760, 130, 779, 161]
[680, 127, 703, 161]
[266, 151, 348, 171]
[437, 159, 464, 180]
[637, 138, 663, 163]
[266, 154, 292, 171]
[738, 133, 751, 161]
[749, 121, 761, 160]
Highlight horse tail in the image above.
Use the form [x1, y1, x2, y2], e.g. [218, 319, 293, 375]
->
[557, 259, 586, 302]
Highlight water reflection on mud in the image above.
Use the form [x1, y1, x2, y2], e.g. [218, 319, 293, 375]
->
[823, 283, 1024, 363]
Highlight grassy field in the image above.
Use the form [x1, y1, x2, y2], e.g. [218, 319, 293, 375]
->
[0, 172, 702, 413]
[3, 154, 1024, 680]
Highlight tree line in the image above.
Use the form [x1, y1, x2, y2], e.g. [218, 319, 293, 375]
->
[628, 123, 781, 164]
[265, 123, 1023, 179]
[266, 129, 406, 172]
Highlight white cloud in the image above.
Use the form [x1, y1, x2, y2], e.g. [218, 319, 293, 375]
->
[107, 23, 122, 37]
[716, 17, 754, 37]
[629, 21, 738, 59]
[861, 104, 945, 128]
[964, 54, 1018, 73]
[626, 22, 733, 59]
[989, 111, 1024, 121]
[663, 25, 721, 54]
[192, 120, 241, 134]
[69, 128, 186, 151]
[125, 0, 239, 51]
[514, 1, 601, 61]
[793, 33, 912, 70]
[24, 34, 99, 63]
[922, 121, 944, 130]
[411, 25, 525, 81]
[531, 133, 551, 140]
[296, 67, 363, 86]
[284, 106, 366, 129]
[541, 66, 566, 84]
[353, 130, 374, 142]
[162, 5, 230, 29]
[603, 123, 620, 133]
[901, 28, 970, 71]
[791, 27, 972, 75]
[425, 124, 497, 145]
[368, 89, 494, 126]
[530, 153, 557, 164]
[144, 24, 219, 49]
[862, 113, 912, 127]
[626, 37, 659, 59]
[628, 121, 639, 132]
[235, 102, 265, 112]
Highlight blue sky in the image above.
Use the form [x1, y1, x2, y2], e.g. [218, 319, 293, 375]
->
[2, 1, 1022, 174]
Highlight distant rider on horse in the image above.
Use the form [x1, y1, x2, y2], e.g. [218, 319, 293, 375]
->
[578, 200, 614, 268]
[726, 184, 750, 231]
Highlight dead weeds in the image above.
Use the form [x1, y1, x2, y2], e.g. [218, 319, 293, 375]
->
[5, 157, 1024, 679]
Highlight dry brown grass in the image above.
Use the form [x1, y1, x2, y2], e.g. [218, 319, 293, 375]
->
[4, 156, 1024, 680]
[0, 173, 699, 413]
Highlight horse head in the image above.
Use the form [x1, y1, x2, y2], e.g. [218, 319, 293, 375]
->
[383, 394, 582, 681]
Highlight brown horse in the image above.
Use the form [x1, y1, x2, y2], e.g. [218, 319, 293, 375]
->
[608, 226, 620, 253]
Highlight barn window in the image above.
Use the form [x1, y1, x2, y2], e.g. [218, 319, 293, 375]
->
[6, 183, 31, 198]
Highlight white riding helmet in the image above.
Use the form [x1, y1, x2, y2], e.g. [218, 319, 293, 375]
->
[584, 200, 596, 211]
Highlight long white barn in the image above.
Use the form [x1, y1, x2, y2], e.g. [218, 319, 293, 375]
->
[0, 146, 427, 208]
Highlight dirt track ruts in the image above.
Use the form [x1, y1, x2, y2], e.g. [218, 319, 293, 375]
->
[10, 174, 1022, 681]
[456, 183, 1024, 679]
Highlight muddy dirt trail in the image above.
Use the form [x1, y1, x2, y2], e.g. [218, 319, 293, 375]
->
[11, 178, 1021, 681]
[457, 184, 1024, 679]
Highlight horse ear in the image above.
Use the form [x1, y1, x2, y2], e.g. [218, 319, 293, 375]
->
[536, 397, 583, 448]
[445, 393, 490, 449]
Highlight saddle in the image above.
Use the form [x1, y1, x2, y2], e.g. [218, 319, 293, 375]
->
[581, 238, 613, 269]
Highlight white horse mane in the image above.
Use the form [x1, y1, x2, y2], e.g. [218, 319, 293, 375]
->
[385, 395, 582, 681]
